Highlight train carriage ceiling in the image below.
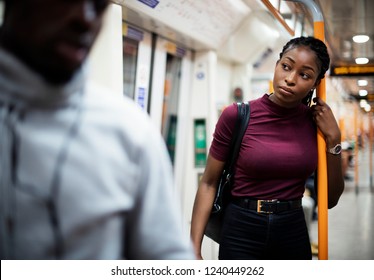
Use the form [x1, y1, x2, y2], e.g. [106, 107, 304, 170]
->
[314, 0, 373, 111]
[0, 1, 371, 111]
[120, 0, 373, 111]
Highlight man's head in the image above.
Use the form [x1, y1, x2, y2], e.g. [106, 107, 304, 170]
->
[0, 0, 110, 85]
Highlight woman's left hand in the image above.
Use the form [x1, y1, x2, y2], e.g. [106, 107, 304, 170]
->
[311, 97, 341, 144]
[311, 97, 345, 208]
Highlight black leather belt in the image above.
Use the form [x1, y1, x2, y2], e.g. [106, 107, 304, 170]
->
[232, 197, 302, 214]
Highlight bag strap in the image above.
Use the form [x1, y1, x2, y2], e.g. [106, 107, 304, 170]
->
[225, 102, 251, 177]
[211, 102, 250, 213]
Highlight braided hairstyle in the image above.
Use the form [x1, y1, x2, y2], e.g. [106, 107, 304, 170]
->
[279, 36, 330, 106]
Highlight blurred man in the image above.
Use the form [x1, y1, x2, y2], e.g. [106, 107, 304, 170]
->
[0, 0, 194, 259]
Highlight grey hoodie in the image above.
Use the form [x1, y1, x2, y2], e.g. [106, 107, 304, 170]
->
[0, 47, 194, 260]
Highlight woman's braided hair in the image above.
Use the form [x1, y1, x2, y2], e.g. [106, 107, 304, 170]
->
[279, 36, 330, 106]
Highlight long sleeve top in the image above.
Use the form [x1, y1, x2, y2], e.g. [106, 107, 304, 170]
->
[0, 47, 194, 260]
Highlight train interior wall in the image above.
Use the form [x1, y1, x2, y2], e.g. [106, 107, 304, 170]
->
[110, 2, 373, 259]
[1, 1, 372, 260]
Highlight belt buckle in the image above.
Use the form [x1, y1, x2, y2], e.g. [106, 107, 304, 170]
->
[257, 199, 278, 213]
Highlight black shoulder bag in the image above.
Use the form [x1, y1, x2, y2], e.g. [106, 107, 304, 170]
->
[204, 102, 251, 244]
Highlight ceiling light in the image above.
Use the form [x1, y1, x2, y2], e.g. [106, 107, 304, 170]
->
[358, 80, 368, 86]
[359, 90, 368, 96]
[360, 100, 368, 107]
[355, 57, 369, 64]
[364, 104, 371, 112]
[353, 35, 370, 43]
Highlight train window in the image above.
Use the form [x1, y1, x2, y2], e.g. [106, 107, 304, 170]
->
[123, 37, 138, 100]
[162, 53, 182, 165]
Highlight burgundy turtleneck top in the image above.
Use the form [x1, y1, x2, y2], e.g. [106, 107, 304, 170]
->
[210, 94, 317, 200]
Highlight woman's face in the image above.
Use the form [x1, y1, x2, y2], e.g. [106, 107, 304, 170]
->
[1, 0, 110, 84]
[271, 46, 320, 108]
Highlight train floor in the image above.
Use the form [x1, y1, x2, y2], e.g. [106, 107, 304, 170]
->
[309, 143, 374, 260]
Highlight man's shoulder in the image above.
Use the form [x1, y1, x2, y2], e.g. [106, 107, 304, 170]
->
[83, 81, 157, 140]
[85, 81, 147, 117]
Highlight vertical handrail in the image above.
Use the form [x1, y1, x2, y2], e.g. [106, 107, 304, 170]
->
[354, 105, 359, 194]
[369, 112, 373, 192]
[286, 0, 328, 260]
[314, 21, 329, 260]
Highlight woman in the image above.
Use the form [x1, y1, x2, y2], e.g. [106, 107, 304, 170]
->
[190, 36, 344, 260]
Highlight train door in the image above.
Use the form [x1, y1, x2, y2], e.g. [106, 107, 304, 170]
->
[123, 36, 137, 100]
[149, 37, 193, 205]
[123, 22, 194, 231]
[161, 53, 182, 165]
[122, 23, 152, 110]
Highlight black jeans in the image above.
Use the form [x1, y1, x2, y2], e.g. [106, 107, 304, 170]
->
[219, 202, 312, 260]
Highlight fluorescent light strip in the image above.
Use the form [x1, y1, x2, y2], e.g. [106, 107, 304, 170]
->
[353, 35, 370, 43]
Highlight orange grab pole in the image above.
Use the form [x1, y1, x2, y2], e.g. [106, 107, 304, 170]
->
[314, 21, 329, 260]
[370, 112, 373, 191]
[286, 0, 329, 260]
[260, 0, 295, 36]
[354, 106, 359, 193]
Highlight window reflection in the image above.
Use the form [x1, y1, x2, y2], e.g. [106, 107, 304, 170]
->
[123, 37, 138, 99]
[162, 54, 182, 164]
